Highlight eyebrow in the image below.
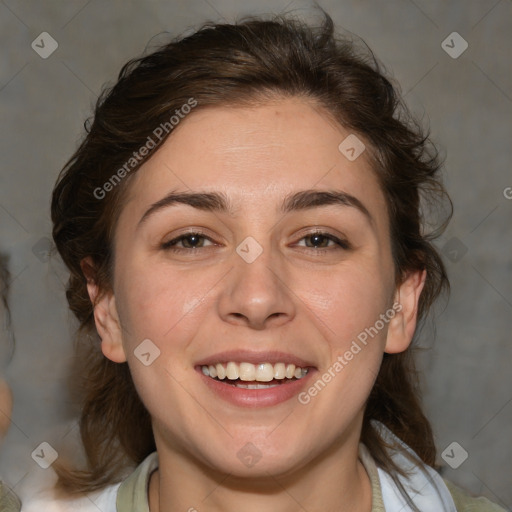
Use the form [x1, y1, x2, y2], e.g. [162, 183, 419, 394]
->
[137, 189, 373, 229]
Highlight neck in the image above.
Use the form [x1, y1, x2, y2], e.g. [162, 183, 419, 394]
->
[148, 432, 372, 512]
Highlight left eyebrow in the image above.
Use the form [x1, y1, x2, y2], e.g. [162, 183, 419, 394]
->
[137, 188, 373, 229]
[281, 189, 372, 223]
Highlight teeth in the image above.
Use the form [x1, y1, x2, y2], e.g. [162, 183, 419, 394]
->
[235, 383, 280, 389]
[274, 362, 286, 379]
[256, 363, 274, 382]
[285, 364, 295, 379]
[226, 362, 239, 380]
[216, 363, 226, 380]
[239, 362, 256, 381]
[201, 362, 309, 382]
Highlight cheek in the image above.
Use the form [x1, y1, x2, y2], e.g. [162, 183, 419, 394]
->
[114, 259, 223, 353]
[295, 262, 393, 350]
[115, 263, 224, 430]
[293, 265, 392, 428]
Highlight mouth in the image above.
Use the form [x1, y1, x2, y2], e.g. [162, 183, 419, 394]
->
[195, 352, 316, 407]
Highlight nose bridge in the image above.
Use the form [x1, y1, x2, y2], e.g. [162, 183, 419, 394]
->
[217, 234, 295, 328]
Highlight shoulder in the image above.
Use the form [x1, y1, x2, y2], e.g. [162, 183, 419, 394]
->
[20, 484, 119, 512]
[15, 465, 120, 512]
[445, 479, 509, 512]
[20, 452, 158, 512]
[1, 480, 21, 512]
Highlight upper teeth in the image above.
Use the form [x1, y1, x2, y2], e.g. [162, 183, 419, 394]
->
[201, 362, 308, 381]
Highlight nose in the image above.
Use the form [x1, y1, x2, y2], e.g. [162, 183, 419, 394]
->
[216, 245, 296, 330]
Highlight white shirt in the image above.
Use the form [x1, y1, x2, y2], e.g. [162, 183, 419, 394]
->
[19, 422, 503, 511]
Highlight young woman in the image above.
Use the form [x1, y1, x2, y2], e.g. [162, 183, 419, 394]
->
[22, 12, 506, 512]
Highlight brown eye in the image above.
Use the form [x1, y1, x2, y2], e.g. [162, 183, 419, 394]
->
[305, 233, 332, 248]
[162, 232, 214, 251]
[296, 232, 350, 251]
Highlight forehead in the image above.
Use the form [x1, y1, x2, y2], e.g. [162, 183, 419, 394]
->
[120, 98, 388, 229]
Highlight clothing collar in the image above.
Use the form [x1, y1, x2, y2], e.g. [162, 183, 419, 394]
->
[116, 451, 157, 511]
[370, 420, 457, 512]
[116, 422, 456, 512]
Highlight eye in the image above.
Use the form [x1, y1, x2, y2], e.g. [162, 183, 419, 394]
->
[294, 231, 350, 251]
[161, 230, 350, 254]
[161, 231, 216, 251]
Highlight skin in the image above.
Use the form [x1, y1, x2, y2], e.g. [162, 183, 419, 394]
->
[83, 97, 425, 512]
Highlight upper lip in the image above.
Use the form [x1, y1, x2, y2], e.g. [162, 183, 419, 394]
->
[196, 350, 316, 368]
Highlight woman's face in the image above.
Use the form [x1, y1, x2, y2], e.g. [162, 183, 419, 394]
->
[90, 97, 423, 477]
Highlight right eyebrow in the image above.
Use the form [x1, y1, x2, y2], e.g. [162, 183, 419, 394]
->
[137, 191, 234, 230]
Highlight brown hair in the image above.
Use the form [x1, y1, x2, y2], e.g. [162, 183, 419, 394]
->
[51, 11, 451, 498]
[0, 253, 14, 370]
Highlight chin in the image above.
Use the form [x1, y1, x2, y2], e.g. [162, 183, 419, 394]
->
[188, 428, 314, 480]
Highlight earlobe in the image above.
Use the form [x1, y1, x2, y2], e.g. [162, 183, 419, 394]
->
[384, 269, 426, 354]
[80, 257, 127, 363]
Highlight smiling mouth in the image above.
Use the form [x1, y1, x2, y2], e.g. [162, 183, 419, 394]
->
[200, 361, 310, 388]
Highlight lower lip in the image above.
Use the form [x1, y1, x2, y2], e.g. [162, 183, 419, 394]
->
[197, 368, 316, 408]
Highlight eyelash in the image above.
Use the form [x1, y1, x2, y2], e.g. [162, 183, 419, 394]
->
[161, 230, 351, 254]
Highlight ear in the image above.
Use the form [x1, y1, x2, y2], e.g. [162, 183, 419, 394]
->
[384, 269, 426, 354]
[81, 257, 126, 363]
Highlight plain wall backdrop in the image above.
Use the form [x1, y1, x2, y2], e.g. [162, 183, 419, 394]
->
[0, 0, 511, 508]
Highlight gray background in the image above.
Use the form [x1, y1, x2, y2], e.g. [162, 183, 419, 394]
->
[0, 0, 510, 508]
